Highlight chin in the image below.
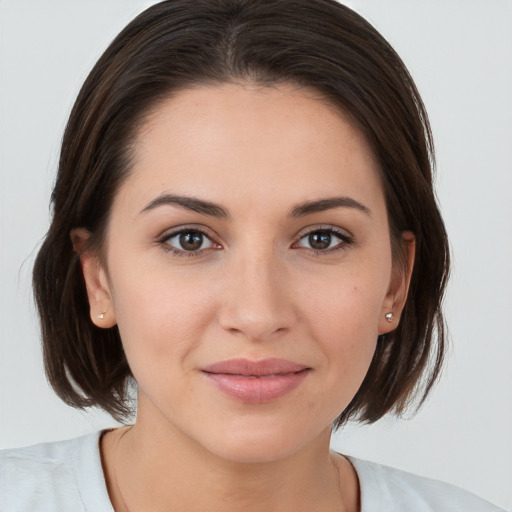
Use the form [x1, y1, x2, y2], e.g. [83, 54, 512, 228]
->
[205, 436, 303, 464]
[194, 416, 330, 465]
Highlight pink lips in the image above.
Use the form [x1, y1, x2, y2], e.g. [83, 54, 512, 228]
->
[201, 358, 310, 404]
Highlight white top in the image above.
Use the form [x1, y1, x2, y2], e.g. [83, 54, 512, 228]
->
[0, 431, 504, 511]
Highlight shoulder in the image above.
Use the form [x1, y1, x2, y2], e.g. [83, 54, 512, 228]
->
[347, 456, 505, 512]
[0, 431, 113, 512]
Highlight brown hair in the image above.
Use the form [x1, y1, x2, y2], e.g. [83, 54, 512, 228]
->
[33, 0, 449, 426]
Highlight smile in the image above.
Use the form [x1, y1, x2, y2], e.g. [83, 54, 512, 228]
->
[201, 358, 311, 403]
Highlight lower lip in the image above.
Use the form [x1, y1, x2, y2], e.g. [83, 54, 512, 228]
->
[203, 370, 309, 404]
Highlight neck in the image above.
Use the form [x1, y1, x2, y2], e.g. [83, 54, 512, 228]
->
[102, 415, 357, 512]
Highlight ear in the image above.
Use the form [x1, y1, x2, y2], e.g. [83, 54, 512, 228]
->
[378, 231, 415, 335]
[71, 228, 117, 328]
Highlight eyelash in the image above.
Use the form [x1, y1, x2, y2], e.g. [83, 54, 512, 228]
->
[293, 226, 354, 255]
[157, 226, 354, 257]
[158, 227, 220, 257]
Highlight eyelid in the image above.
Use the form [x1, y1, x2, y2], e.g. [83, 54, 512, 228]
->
[157, 224, 222, 255]
[292, 225, 354, 252]
[294, 224, 354, 241]
[157, 223, 218, 240]
[156, 223, 353, 257]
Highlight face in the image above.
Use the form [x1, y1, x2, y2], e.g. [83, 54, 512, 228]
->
[79, 83, 412, 463]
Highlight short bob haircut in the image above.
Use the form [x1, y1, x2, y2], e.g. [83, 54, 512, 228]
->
[33, 0, 449, 427]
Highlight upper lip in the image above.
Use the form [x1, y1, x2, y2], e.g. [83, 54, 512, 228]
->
[201, 358, 309, 376]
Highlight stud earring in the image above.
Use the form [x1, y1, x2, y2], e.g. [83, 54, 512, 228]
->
[385, 312, 393, 322]
[98, 305, 110, 320]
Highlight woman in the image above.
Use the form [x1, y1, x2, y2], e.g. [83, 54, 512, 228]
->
[0, 1, 506, 510]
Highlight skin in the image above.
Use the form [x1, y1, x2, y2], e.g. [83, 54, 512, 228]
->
[74, 83, 414, 512]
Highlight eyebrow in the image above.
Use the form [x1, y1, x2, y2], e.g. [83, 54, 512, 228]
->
[290, 196, 371, 217]
[140, 193, 370, 219]
[140, 194, 229, 218]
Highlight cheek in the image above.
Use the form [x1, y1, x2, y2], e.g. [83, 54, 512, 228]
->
[297, 265, 389, 385]
[302, 268, 388, 340]
[108, 261, 218, 374]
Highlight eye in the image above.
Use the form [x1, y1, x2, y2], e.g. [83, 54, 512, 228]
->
[295, 228, 352, 252]
[162, 229, 216, 254]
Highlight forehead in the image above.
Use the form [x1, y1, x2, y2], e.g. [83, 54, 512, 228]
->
[120, 83, 384, 215]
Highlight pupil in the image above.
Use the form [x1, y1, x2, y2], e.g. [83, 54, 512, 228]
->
[180, 231, 203, 251]
[309, 231, 331, 250]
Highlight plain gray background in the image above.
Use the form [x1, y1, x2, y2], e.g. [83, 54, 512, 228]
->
[1, 1, 511, 509]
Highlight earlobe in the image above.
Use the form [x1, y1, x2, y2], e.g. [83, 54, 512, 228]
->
[378, 232, 415, 335]
[70, 228, 116, 328]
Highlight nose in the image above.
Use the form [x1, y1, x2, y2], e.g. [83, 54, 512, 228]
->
[218, 249, 297, 342]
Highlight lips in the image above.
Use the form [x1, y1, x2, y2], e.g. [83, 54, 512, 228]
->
[201, 358, 310, 403]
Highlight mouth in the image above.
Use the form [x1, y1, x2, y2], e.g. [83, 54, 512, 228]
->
[201, 358, 311, 403]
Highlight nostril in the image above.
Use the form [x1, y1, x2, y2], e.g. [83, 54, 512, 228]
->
[220, 314, 292, 342]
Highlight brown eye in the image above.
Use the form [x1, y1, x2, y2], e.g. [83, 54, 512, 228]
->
[164, 229, 214, 253]
[308, 231, 332, 250]
[179, 231, 204, 251]
[296, 228, 351, 252]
